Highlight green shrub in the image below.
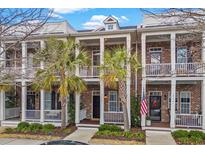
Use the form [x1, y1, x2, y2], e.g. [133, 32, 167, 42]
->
[4, 127, 15, 133]
[98, 124, 122, 132]
[177, 137, 191, 144]
[189, 131, 205, 140]
[172, 130, 189, 139]
[123, 132, 135, 139]
[28, 123, 43, 133]
[190, 136, 203, 144]
[136, 132, 145, 140]
[42, 124, 55, 134]
[16, 122, 30, 132]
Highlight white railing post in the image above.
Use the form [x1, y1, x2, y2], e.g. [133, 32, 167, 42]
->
[141, 78, 146, 129]
[75, 93, 80, 124]
[126, 34, 131, 127]
[171, 33, 176, 77]
[0, 90, 5, 121]
[202, 79, 205, 130]
[21, 81, 27, 121]
[170, 79, 176, 129]
[100, 37, 104, 125]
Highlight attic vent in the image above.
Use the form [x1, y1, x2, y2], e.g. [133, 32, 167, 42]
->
[107, 18, 114, 22]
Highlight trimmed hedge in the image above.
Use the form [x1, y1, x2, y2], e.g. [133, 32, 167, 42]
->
[172, 130, 189, 138]
[98, 124, 122, 132]
[42, 124, 55, 134]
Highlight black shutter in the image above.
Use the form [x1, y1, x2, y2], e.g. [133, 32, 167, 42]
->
[51, 91, 56, 109]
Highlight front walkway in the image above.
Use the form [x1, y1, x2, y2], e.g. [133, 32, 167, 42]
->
[63, 127, 97, 144]
[146, 130, 176, 145]
[0, 138, 46, 145]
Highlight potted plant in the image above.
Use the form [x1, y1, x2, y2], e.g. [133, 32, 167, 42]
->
[146, 116, 151, 126]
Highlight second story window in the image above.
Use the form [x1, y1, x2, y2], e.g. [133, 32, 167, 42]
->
[107, 24, 114, 30]
[149, 48, 162, 64]
[177, 47, 189, 63]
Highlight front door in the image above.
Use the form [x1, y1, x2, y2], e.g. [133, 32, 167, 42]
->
[149, 96, 161, 121]
[93, 96, 100, 119]
[27, 94, 35, 110]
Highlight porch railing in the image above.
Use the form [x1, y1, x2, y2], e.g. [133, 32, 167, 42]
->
[146, 63, 171, 76]
[104, 112, 124, 124]
[175, 63, 205, 75]
[79, 66, 100, 77]
[25, 110, 40, 120]
[5, 107, 20, 119]
[44, 110, 61, 121]
[175, 114, 203, 128]
[80, 108, 87, 121]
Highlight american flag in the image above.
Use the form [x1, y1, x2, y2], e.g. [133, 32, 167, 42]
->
[140, 93, 148, 115]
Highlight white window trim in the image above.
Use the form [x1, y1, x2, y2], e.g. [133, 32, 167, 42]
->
[149, 91, 162, 96]
[168, 91, 178, 111]
[180, 91, 191, 114]
[108, 91, 120, 112]
[177, 46, 188, 63]
[149, 47, 163, 53]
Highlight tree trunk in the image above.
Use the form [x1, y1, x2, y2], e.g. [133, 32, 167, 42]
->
[119, 80, 129, 132]
[60, 96, 66, 129]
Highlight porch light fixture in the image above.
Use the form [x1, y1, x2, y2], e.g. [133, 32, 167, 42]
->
[104, 93, 108, 99]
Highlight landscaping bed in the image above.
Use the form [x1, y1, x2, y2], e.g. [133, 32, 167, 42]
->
[90, 124, 145, 145]
[172, 130, 205, 145]
[0, 122, 76, 140]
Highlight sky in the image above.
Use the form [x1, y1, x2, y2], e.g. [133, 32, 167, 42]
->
[52, 8, 145, 30]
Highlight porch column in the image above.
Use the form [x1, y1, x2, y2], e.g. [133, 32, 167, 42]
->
[22, 42, 27, 79]
[75, 93, 80, 124]
[75, 38, 80, 76]
[100, 37, 104, 125]
[141, 78, 146, 129]
[141, 34, 146, 78]
[202, 79, 205, 130]
[0, 42, 5, 67]
[40, 90, 45, 123]
[21, 81, 27, 121]
[65, 95, 69, 125]
[170, 79, 176, 129]
[0, 90, 5, 121]
[126, 34, 131, 127]
[40, 40, 45, 68]
[171, 33, 176, 76]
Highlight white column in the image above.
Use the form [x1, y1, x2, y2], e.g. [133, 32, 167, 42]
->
[40, 89, 45, 123]
[22, 42, 27, 79]
[170, 79, 176, 128]
[0, 90, 5, 121]
[75, 39, 80, 76]
[126, 35, 131, 127]
[65, 95, 69, 125]
[0, 42, 5, 67]
[21, 81, 27, 121]
[171, 33, 176, 76]
[202, 79, 205, 129]
[100, 37, 104, 125]
[40, 40, 45, 68]
[135, 41, 138, 97]
[75, 93, 80, 124]
[141, 34, 146, 78]
[141, 79, 146, 129]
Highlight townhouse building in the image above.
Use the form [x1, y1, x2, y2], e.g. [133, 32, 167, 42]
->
[0, 14, 205, 131]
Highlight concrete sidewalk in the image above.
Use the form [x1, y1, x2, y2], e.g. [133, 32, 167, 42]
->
[146, 130, 176, 145]
[64, 128, 97, 144]
[0, 138, 46, 145]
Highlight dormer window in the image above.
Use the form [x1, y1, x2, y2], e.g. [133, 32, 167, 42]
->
[107, 24, 114, 30]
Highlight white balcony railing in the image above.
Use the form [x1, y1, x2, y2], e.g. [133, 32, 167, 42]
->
[146, 63, 171, 76]
[104, 112, 124, 124]
[175, 114, 203, 128]
[79, 66, 100, 77]
[25, 110, 40, 120]
[5, 107, 20, 119]
[175, 63, 205, 75]
[44, 110, 61, 121]
[80, 108, 87, 121]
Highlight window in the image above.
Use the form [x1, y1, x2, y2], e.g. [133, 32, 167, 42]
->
[109, 91, 121, 111]
[107, 24, 114, 30]
[168, 92, 178, 111]
[149, 48, 162, 64]
[180, 91, 191, 114]
[44, 92, 52, 110]
[177, 47, 188, 63]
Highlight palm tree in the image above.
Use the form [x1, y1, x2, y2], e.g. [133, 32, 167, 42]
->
[100, 46, 141, 131]
[33, 37, 89, 128]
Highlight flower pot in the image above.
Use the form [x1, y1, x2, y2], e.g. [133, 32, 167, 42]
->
[146, 120, 151, 126]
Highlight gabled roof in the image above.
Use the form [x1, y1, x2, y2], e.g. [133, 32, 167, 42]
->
[103, 15, 119, 24]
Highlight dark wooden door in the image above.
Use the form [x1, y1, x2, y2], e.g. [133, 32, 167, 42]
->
[149, 96, 161, 121]
[27, 94, 35, 110]
[93, 96, 100, 118]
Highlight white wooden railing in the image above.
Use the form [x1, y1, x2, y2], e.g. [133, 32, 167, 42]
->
[44, 110, 61, 121]
[79, 66, 100, 77]
[25, 110, 40, 120]
[146, 63, 171, 76]
[175, 114, 203, 128]
[5, 107, 20, 119]
[104, 112, 124, 124]
[80, 108, 87, 121]
[175, 63, 205, 75]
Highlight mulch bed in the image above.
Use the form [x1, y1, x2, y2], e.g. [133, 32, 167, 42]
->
[0, 124, 77, 140]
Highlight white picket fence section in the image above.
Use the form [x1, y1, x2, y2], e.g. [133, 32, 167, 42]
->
[104, 112, 124, 124]
[79, 108, 87, 121]
[44, 110, 61, 121]
[5, 107, 20, 119]
[175, 114, 203, 128]
[25, 110, 40, 120]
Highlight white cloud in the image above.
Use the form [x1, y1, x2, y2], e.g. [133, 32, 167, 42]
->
[82, 15, 129, 29]
[50, 13, 63, 19]
[54, 8, 89, 14]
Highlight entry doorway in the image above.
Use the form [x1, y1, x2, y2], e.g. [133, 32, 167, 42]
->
[92, 91, 100, 119]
